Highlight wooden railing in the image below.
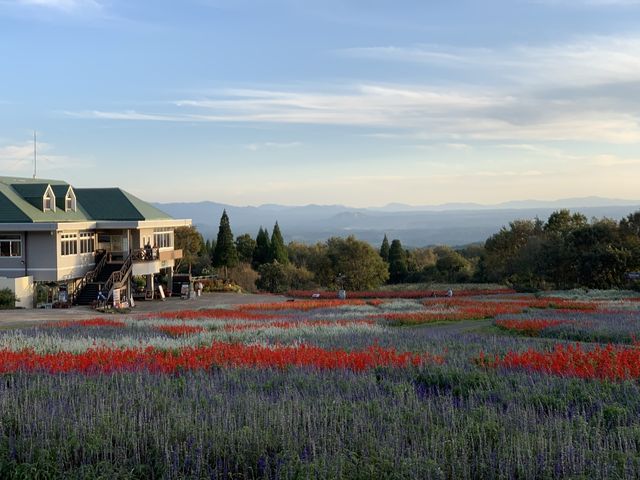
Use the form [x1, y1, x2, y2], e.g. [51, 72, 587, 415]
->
[71, 252, 108, 303]
[104, 253, 133, 300]
[131, 247, 159, 262]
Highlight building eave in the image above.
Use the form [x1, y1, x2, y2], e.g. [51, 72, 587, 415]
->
[0, 218, 191, 232]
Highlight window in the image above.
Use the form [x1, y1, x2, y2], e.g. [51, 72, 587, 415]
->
[43, 186, 56, 212]
[43, 194, 53, 211]
[64, 195, 76, 212]
[79, 232, 94, 254]
[60, 233, 78, 256]
[153, 228, 173, 248]
[0, 235, 21, 257]
[65, 189, 76, 212]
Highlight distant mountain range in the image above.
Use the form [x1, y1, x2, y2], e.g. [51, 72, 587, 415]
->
[154, 197, 640, 247]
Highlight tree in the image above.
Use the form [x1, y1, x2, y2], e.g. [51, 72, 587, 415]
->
[252, 227, 271, 269]
[379, 235, 390, 262]
[212, 210, 238, 277]
[544, 210, 587, 235]
[269, 222, 289, 264]
[480, 220, 541, 283]
[405, 247, 438, 282]
[388, 239, 408, 283]
[235, 234, 257, 263]
[323, 236, 389, 290]
[174, 226, 205, 275]
[436, 250, 472, 282]
[256, 261, 316, 293]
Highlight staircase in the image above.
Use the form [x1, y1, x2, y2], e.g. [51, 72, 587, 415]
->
[74, 282, 103, 306]
[73, 254, 132, 306]
[96, 262, 123, 283]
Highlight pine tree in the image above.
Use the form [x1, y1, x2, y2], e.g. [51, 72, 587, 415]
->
[388, 239, 408, 283]
[379, 235, 390, 262]
[212, 210, 238, 277]
[269, 221, 289, 264]
[252, 227, 271, 269]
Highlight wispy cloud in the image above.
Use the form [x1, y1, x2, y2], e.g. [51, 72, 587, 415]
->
[245, 142, 302, 151]
[64, 34, 640, 144]
[14, 0, 102, 12]
[0, 140, 92, 173]
[342, 35, 640, 88]
[591, 154, 640, 167]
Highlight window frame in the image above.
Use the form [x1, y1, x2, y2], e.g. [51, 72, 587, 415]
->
[79, 231, 94, 254]
[60, 232, 78, 256]
[42, 185, 56, 212]
[0, 234, 22, 258]
[153, 228, 173, 249]
[64, 188, 77, 212]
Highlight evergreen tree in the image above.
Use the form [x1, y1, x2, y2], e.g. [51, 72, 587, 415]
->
[252, 227, 271, 269]
[212, 210, 238, 277]
[379, 235, 390, 262]
[269, 222, 289, 264]
[235, 233, 257, 263]
[388, 239, 408, 283]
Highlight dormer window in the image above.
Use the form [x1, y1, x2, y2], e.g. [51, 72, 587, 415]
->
[43, 186, 56, 212]
[65, 188, 76, 212]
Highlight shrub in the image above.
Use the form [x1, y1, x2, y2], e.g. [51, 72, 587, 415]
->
[0, 288, 17, 309]
[227, 263, 259, 293]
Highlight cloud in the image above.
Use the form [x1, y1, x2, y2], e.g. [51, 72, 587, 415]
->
[0, 143, 35, 172]
[66, 83, 640, 143]
[343, 35, 640, 89]
[64, 34, 640, 144]
[245, 142, 302, 151]
[15, 0, 101, 10]
[591, 154, 640, 167]
[0, 140, 92, 174]
[532, 0, 640, 5]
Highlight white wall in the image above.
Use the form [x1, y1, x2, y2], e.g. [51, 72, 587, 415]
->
[0, 275, 34, 309]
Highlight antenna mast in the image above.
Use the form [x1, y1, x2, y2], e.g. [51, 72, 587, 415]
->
[33, 131, 37, 179]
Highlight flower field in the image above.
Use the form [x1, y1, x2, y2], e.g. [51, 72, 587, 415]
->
[1, 293, 640, 478]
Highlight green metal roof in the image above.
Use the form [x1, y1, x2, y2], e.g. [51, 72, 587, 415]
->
[0, 191, 32, 223]
[50, 184, 72, 211]
[0, 176, 174, 223]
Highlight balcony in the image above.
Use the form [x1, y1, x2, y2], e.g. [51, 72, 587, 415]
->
[131, 248, 182, 263]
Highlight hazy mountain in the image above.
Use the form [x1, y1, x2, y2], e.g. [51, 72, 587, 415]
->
[155, 197, 640, 247]
[370, 196, 640, 212]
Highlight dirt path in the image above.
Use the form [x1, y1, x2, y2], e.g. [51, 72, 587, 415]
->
[0, 292, 286, 329]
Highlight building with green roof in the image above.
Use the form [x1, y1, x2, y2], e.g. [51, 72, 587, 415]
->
[0, 177, 191, 308]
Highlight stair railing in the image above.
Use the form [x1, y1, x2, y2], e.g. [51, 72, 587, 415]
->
[104, 253, 134, 301]
[71, 251, 109, 303]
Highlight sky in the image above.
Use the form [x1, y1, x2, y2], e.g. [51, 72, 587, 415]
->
[1, 0, 640, 207]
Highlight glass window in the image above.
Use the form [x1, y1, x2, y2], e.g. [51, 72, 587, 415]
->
[43, 195, 53, 211]
[65, 195, 75, 211]
[79, 232, 94, 254]
[60, 233, 78, 256]
[153, 228, 173, 248]
[0, 235, 21, 257]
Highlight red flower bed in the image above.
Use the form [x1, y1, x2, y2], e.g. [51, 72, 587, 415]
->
[386, 300, 527, 325]
[0, 343, 443, 374]
[144, 309, 278, 321]
[155, 325, 206, 337]
[477, 344, 640, 381]
[237, 300, 367, 312]
[287, 288, 515, 300]
[515, 298, 597, 311]
[223, 319, 377, 332]
[495, 319, 569, 336]
[45, 318, 127, 328]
